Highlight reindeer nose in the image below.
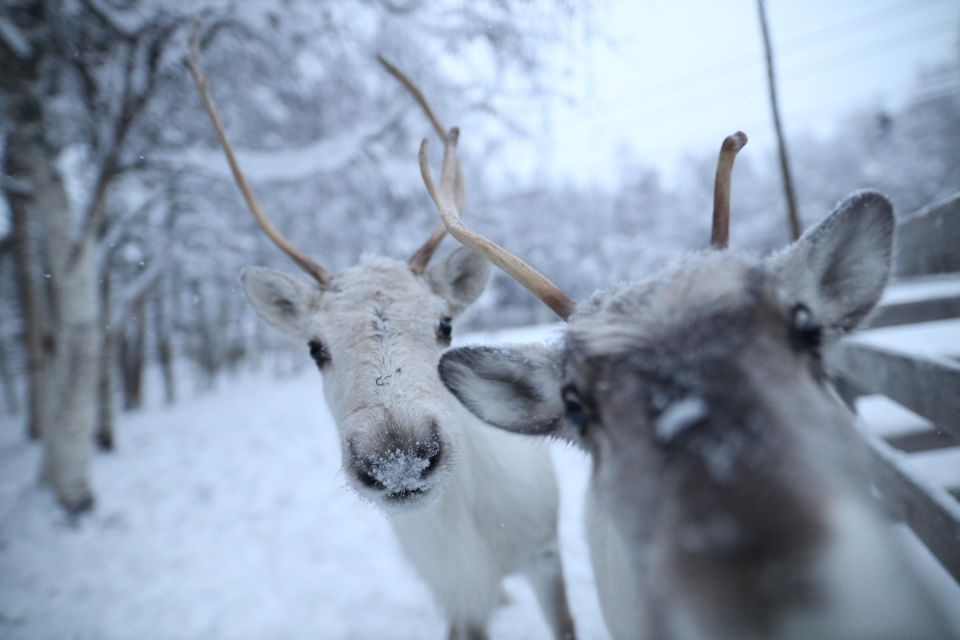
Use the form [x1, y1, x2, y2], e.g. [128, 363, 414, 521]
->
[352, 425, 443, 495]
[419, 441, 443, 479]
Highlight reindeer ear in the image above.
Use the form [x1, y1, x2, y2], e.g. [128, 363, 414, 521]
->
[439, 344, 563, 435]
[241, 267, 320, 338]
[769, 190, 894, 336]
[426, 247, 490, 317]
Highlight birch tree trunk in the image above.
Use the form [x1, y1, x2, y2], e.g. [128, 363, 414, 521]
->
[40, 237, 100, 513]
[26, 131, 100, 513]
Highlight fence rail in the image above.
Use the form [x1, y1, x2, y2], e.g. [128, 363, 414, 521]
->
[834, 191, 960, 586]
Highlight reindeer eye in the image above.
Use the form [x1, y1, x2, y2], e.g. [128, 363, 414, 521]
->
[437, 317, 453, 343]
[791, 304, 821, 351]
[562, 385, 587, 431]
[307, 340, 330, 369]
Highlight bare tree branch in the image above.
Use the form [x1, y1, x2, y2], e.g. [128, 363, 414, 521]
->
[0, 14, 33, 59]
[0, 172, 34, 196]
[110, 262, 163, 328]
[68, 16, 186, 267]
[80, 0, 137, 42]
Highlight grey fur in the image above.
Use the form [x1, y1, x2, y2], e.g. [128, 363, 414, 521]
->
[441, 192, 951, 639]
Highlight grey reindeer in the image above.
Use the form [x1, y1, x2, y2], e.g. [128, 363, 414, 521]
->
[188, 34, 576, 640]
[418, 130, 952, 639]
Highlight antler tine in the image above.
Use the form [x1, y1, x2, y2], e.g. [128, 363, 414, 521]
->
[376, 55, 446, 144]
[187, 22, 330, 286]
[377, 54, 464, 273]
[420, 133, 577, 320]
[711, 131, 748, 250]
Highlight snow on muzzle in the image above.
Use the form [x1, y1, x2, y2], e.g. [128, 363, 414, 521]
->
[347, 418, 444, 502]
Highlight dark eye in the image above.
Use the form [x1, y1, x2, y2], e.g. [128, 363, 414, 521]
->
[307, 340, 330, 369]
[562, 385, 588, 431]
[791, 304, 821, 352]
[437, 317, 452, 343]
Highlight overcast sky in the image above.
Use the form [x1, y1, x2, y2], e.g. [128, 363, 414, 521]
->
[496, 0, 959, 188]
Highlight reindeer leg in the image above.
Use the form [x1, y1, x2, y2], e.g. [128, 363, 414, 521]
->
[446, 620, 488, 640]
[525, 546, 577, 640]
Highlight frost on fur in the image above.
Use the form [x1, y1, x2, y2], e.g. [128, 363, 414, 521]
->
[654, 396, 708, 444]
[359, 440, 439, 494]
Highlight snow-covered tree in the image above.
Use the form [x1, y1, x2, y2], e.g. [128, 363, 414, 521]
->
[0, 0, 587, 514]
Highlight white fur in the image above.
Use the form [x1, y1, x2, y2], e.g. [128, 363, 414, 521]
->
[776, 496, 951, 640]
[583, 483, 649, 639]
[440, 346, 643, 638]
[242, 251, 576, 639]
[390, 421, 560, 628]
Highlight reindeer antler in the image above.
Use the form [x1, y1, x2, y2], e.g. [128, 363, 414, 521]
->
[711, 131, 748, 249]
[187, 22, 331, 287]
[377, 55, 464, 274]
[420, 132, 577, 320]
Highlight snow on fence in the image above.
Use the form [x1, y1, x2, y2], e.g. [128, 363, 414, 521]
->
[829, 191, 960, 585]
[892, 193, 960, 279]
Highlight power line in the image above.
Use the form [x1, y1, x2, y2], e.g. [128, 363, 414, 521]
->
[625, 21, 951, 109]
[565, 80, 959, 168]
[561, 21, 955, 133]
[607, 0, 953, 101]
[778, 0, 952, 51]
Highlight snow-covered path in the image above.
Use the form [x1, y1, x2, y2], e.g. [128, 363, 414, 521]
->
[0, 326, 609, 640]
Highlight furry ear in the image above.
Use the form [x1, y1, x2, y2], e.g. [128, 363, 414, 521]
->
[426, 247, 491, 317]
[241, 267, 321, 338]
[768, 190, 894, 336]
[439, 344, 563, 434]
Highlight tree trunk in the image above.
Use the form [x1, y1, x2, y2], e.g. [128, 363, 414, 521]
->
[96, 273, 115, 451]
[757, 0, 802, 241]
[0, 335, 20, 415]
[5, 132, 47, 440]
[37, 167, 100, 514]
[191, 280, 218, 390]
[11, 88, 102, 513]
[0, 244, 20, 414]
[121, 297, 146, 410]
[154, 290, 176, 404]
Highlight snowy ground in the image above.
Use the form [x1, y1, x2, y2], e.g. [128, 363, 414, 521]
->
[1, 323, 959, 639]
[0, 325, 610, 640]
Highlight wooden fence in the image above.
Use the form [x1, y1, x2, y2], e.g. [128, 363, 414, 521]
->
[829, 191, 960, 585]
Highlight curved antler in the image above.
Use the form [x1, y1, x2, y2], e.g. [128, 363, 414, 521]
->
[377, 55, 464, 274]
[420, 131, 577, 320]
[188, 22, 331, 286]
[711, 131, 748, 249]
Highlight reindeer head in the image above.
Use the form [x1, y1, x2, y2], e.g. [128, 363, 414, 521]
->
[188, 38, 490, 510]
[242, 250, 486, 508]
[422, 132, 920, 635]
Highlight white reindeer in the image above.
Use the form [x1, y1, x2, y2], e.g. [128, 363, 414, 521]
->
[187, 36, 576, 640]
[420, 131, 953, 639]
